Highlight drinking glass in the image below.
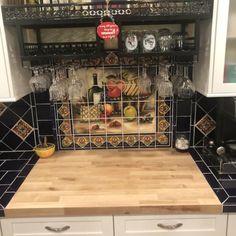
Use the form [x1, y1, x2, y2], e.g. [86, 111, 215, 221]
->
[158, 64, 173, 98]
[157, 28, 172, 52]
[177, 66, 195, 99]
[29, 68, 48, 93]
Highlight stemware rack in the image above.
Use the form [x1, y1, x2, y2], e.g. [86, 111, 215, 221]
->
[1, 0, 213, 64]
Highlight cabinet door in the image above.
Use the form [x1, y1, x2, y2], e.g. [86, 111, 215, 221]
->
[1, 216, 113, 236]
[212, 0, 236, 95]
[227, 214, 236, 236]
[0, 28, 11, 99]
[114, 215, 227, 236]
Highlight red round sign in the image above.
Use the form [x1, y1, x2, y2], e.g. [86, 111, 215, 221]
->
[97, 22, 120, 40]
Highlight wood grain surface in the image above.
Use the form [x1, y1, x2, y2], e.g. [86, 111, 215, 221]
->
[5, 149, 222, 217]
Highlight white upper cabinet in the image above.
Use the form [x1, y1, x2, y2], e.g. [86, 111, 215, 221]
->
[194, 0, 236, 97]
[0, 5, 31, 102]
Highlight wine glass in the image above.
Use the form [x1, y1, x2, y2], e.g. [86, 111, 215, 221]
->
[158, 64, 173, 98]
[29, 68, 48, 93]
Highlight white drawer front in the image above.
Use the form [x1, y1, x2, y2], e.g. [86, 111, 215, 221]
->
[1, 216, 113, 236]
[114, 215, 227, 236]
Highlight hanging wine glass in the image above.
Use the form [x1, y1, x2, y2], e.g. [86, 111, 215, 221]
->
[177, 66, 195, 99]
[68, 67, 86, 102]
[172, 64, 184, 95]
[29, 68, 48, 93]
[158, 63, 173, 98]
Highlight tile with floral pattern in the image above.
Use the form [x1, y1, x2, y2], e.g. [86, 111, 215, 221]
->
[195, 114, 216, 136]
[75, 136, 90, 148]
[58, 104, 70, 119]
[59, 120, 71, 135]
[11, 119, 33, 140]
[156, 133, 169, 145]
[158, 118, 170, 132]
[108, 136, 122, 147]
[158, 101, 170, 116]
[140, 135, 155, 146]
[91, 136, 106, 148]
[62, 136, 73, 148]
[124, 135, 138, 146]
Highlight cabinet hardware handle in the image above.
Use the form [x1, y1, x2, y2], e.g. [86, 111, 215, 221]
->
[157, 223, 183, 230]
[45, 225, 70, 233]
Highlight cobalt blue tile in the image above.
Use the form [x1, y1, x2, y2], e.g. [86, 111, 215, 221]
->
[17, 141, 34, 151]
[220, 180, 236, 190]
[19, 165, 34, 177]
[0, 209, 4, 217]
[38, 121, 53, 136]
[0, 186, 9, 198]
[196, 161, 210, 173]
[177, 100, 191, 116]
[0, 152, 23, 160]
[18, 152, 34, 160]
[213, 189, 228, 202]
[0, 142, 12, 151]
[0, 109, 19, 129]
[0, 160, 28, 171]
[0, 171, 19, 184]
[28, 155, 39, 165]
[22, 109, 33, 125]
[177, 117, 191, 132]
[34, 91, 50, 104]
[9, 99, 30, 118]
[0, 192, 15, 207]
[36, 104, 51, 120]
[189, 149, 202, 161]
[8, 177, 25, 192]
[223, 205, 236, 213]
[0, 172, 6, 179]
[2, 132, 23, 150]
[204, 173, 221, 188]
[223, 197, 236, 206]
[0, 122, 9, 140]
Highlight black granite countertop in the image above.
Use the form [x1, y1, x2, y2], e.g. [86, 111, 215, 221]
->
[0, 149, 235, 216]
[0, 151, 38, 217]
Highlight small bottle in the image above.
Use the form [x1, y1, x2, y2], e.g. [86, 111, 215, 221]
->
[88, 73, 103, 105]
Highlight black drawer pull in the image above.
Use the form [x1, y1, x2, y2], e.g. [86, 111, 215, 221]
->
[45, 225, 70, 233]
[157, 223, 183, 230]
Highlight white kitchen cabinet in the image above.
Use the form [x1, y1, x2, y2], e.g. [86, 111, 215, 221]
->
[1, 216, 113, 236]
[193, 0, 236, 97]
[0, 5, 31, 102]
[114, 215, 227, 236]
[227, 214, 236, 236]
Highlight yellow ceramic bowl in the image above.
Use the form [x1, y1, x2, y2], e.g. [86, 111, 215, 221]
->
[34, 143, 55, 158]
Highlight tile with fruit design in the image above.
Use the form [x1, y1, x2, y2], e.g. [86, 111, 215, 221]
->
[55, 67, 173, 149]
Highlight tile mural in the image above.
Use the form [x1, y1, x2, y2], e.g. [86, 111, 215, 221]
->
[53, 67, 173, 150]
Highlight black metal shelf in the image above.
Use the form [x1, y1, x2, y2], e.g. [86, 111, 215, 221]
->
[2, 0, 213, 26]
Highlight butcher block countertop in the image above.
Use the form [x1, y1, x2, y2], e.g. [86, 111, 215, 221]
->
[5, 149, 222, 217]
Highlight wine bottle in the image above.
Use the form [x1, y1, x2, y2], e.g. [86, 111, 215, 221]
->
[88, 73, 103, 105]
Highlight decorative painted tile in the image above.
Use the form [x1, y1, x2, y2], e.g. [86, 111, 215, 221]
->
[124, 135, 138, 146]
[158, 101, 170, 115]
[108, 136, 122, 147]
[91, 136, 106, 147]
[75, 136, 90, 148]
[11, 119, 33, 140]
[58, 104, 70, 119]
[195, 114, 216, 136]
[0, 103, 7, 116]
[62, 136, 73, 148]
[140, 135, 155, 146]
[156, 133, 169, 145]
[80, 105, 101, 122]
[59, 120, 71, 134]
[158, 118, 170, 132]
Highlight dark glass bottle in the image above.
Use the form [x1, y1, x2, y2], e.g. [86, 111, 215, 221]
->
[88, 73, 103, 105]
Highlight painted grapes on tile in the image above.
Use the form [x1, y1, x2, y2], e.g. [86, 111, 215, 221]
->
[55, 66, 172, 150]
